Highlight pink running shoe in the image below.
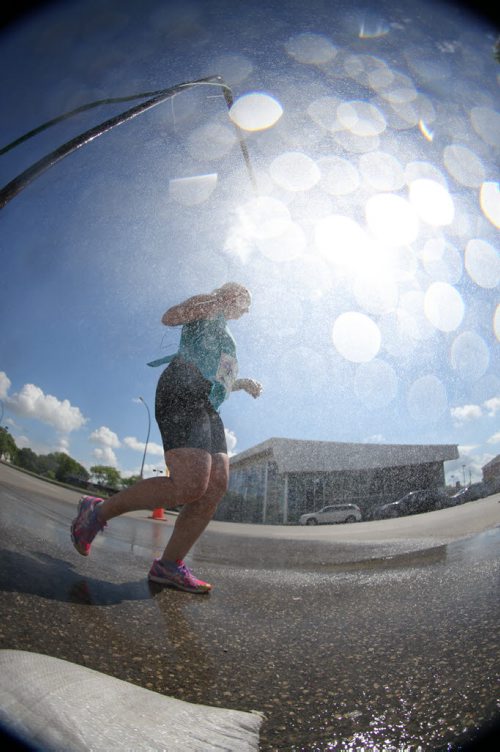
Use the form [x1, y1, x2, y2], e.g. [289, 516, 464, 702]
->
[71, 496, 106, 556]
[148, 559, 211, 593]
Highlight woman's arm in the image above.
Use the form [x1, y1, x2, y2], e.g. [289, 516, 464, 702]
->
[162, 293, 222, 326]
[232, 378, 263, 398]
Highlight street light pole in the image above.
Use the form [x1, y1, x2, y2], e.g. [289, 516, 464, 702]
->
[137, 396, 151, 480]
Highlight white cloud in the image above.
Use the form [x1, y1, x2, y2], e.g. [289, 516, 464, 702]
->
[457, 444, 479, 454]
[0, 372, 11, 400]
[56, 437, 71, 454]
[484, 396, 500, 417]
[90, 426, 121, 448]
[487, 432, 500, 445]
[92, 446, 118, 467]
[15, 432, 70, 457]
[14, 434, 31, 449]
[446, 445, 494, 484]
[449, 396, 500, 428]
[123, 436, 164, 456]
[363, 434, 386, 443]
[450, 404, 483, 425]
[225, 428, 238, 456]
[4, 381, 87, 433]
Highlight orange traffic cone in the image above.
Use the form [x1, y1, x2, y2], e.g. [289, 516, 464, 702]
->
[152, 507, 166, 520]
[150, 465, 169, 520]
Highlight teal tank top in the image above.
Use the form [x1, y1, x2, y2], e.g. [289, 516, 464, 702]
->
[148, 314, 238, 410]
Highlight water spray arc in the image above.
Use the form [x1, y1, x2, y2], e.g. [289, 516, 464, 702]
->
[0, 75, 257, 209]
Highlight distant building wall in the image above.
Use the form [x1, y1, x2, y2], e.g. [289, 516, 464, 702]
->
[483, 455, 500, 491]
[216, 457, 447, 524]
[215, 461, 286, 524]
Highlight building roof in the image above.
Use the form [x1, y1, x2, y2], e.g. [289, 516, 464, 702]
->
[482, 454, 500, 471]
[230, 437, 459, 474]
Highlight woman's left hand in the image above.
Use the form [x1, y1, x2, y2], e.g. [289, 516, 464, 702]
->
[234, 378, 263, 398]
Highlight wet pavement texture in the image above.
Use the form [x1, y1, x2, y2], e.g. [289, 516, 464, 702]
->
[1, 469, 500, 751]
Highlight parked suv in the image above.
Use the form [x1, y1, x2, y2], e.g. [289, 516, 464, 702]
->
[373, 489, 448, 519]
[299, 504, 362, 525]
[450, 482, 488, 504]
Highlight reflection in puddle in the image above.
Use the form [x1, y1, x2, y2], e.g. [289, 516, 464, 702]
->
[444, 524, 500, 563]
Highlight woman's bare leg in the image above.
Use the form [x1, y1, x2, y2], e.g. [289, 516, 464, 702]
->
[161, 452, 229, 563]
[96, 448, 212, 523]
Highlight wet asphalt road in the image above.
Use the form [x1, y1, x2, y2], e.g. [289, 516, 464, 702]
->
[1, 465, 499, 751]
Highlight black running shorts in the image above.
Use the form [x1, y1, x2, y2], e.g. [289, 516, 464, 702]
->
[155, 356, 228, 455]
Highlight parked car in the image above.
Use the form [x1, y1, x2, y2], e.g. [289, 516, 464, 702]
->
[299, 504, 362, 525]
[373, 489, 449, 519]
[450, 483, 488, 504]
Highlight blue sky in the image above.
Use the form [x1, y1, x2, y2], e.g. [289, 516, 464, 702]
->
[1, 0, 499, 485]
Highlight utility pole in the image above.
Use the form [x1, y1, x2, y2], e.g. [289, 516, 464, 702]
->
[137, 397, 151, 479]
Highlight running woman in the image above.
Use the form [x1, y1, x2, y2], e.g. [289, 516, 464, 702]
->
[71, 282, 262, 593]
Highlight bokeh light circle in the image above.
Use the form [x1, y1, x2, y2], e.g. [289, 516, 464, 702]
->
[494, 305, 500, 342]
[337, 101, 386, 137]
[424, 282, 464, 332]
[318, 156, 360, 195]
[353, 270, 399, 315]
[332, 312, 381, 363]
[480, 182, 500, 228]
[307, 96, 342, 132]
[187, 121, 236, 160]
[408, 375, 447, 422]
[451, 331, 490, 382]
[229, 92, 283, 131]
[237, 196, 291, 240]
[257, 221, 306, 262]
[465, 239, 500, 288]
[409, 179, 454, 226]
[354, 358, 398, 409]
[212, 54, 253, 85]
[421, 239, 462, 284]
[470, 106, 500, 148]
[443, 144, 486, 188]
[315, 215, 371, 269]
[285, 32, 337, 64]
[270, 151, 320, 191]
[365, 194, 419, 246]
[359, 151, 405, 191]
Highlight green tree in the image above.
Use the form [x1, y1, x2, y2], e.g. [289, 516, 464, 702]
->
[90, 465, 122, 489]
[121, 474, 141, 488]
[17, 447, 40, 473]
[53, 453, 90, 483]
[0, 427, 18, 464]
[36, 453, 60, 479]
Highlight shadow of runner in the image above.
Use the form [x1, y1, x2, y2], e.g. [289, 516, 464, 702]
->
[0, 548, 151, 606]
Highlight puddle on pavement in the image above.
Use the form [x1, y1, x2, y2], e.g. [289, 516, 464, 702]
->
[443, 525, 500, 564]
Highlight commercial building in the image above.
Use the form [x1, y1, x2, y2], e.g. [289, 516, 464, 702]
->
[482, 454, 500, 492]
[215, 437, 459, 524]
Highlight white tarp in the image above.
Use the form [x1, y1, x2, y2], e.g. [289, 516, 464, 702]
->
[0, 650, 263, 751]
